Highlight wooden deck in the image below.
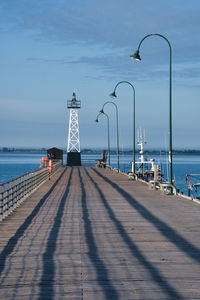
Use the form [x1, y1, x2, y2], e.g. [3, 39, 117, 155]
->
[0, 166, 200, 299]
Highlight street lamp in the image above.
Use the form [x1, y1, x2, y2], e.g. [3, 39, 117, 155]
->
[130, 33, 173, 187]
[100, 101, 119, 171]
[95, 112, 111, 165]
[110, 81, 136, 175]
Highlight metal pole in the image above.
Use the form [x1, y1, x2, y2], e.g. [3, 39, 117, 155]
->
[132, 33, 173, 186]
[116, 106, 119, 171]
[169, 44, 173, 186]
[101, 101, 119, 171]
[110, 81, 136, 174]
[104, 113, 111, 166]
[95, 112, 110, 166]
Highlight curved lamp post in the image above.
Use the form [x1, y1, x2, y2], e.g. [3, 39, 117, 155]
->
[95, 112, 110, 165]
[110, 81, 136, 175]
[100, 101, 119, 171]
[130, 33, 173, 186]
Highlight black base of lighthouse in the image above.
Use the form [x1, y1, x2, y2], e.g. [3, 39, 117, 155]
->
[67, 152, 81, 166]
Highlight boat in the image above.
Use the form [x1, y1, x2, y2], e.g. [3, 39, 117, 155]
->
[130, 130, 163, 182]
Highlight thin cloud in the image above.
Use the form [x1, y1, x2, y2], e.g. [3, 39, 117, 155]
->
[27, 52, 200, 84]
[1, 0, 200, 51]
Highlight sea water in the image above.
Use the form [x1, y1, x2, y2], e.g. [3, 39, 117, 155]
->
[0, 153, 44, 184]
[1, 153, 200, 197]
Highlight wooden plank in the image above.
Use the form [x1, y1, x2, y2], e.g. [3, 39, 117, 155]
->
[0, 166, 200, 299]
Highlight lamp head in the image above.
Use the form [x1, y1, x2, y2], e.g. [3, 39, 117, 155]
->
[130, 49, 141, 61]
[99, 109, 104, 114]
[109, 91, 117, 98]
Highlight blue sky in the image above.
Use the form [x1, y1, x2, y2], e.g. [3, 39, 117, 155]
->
[1, 0, 200, 149]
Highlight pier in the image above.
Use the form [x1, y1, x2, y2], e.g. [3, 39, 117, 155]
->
[0, 166, 200, 299]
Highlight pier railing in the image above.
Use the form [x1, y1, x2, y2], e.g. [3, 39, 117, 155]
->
[0, 161, 62, 221]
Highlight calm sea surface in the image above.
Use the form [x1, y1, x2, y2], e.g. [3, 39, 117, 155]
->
[1, 153, 200, 197]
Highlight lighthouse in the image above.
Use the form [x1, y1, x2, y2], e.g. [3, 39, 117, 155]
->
[66, 92, 81, 166]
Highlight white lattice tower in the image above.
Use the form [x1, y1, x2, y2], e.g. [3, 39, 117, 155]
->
[67, 108, 80, 152]
[67, 92, 81, 154]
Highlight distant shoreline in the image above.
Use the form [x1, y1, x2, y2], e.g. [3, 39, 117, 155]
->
[1, 148, 200, 155]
